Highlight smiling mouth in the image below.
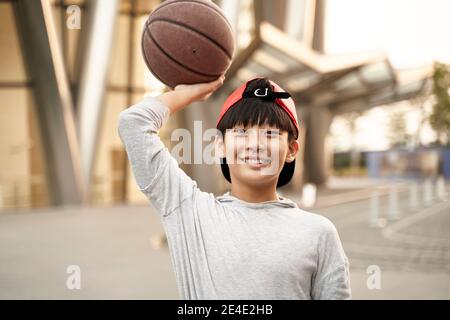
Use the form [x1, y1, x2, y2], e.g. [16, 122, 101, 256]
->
[238, 157, 272, 165]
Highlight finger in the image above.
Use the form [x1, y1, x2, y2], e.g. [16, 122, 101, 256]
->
[202, 93, 213, 101]
[212, 76, 225, 90]
[209, 75, 225, 88]
[174, 83, 188, 91]
[197, 77, 224, 96]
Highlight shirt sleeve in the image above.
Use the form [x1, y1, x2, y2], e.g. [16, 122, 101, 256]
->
[311, 219, 352, 300]
[117, 96, 200, 217]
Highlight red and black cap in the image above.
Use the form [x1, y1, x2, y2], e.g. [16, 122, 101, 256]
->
[216, 77, 300, 188]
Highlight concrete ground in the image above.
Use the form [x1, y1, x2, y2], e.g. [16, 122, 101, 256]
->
[286, 178, 450, 299]
[1, 178, 449, 299]
[0, 205, 179, 299]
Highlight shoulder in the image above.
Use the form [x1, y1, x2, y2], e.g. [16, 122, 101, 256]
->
[290, 208, 338, 236]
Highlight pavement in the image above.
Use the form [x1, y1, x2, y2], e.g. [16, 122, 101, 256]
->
[0, 205, 178, 299]
[285, 177, 450, 299]
[0, 177, 449, 299]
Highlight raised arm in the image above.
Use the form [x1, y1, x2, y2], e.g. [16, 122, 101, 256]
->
[118, 76, 224, 216]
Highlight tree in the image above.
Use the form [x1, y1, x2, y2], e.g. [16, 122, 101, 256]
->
[409, 94, 430, 148]
[342, 111, 363, 172]
[388, 108, 410, 148]
[429, 62, 450, 146]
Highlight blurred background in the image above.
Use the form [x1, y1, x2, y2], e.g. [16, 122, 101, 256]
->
[0, 0, 449, 299]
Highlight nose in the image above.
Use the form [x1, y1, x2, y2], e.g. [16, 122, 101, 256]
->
[245, 130, 265, 153]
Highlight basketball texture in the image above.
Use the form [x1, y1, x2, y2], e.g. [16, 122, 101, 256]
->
[141, 0, 235, 89]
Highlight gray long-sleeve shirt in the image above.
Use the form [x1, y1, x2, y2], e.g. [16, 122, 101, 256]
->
[118, 96, 351, 300]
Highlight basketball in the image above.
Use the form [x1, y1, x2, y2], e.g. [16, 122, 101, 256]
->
[141, 0, 235, 89]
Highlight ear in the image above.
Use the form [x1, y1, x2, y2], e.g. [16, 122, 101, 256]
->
[286, 140, 300, 163]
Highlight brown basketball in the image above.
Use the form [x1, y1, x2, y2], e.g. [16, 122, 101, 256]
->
[141, 0, 235, 89]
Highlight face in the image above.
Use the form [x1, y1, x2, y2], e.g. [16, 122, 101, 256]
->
[216, 123, 299, 188]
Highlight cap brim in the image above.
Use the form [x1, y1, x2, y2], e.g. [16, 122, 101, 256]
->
[220, 159, 295, 188]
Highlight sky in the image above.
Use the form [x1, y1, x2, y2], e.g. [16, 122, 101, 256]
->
[325, 0, 450, 69]
[325, 0, 449, 151]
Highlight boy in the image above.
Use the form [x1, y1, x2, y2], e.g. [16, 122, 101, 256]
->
[118, 77, 351, 300]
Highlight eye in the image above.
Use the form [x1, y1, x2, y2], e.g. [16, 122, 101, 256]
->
[234, 128, 247, 136]
[265, 130, 280, 137]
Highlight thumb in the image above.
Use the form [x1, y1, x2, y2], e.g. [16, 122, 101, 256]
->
[190, 76, 224, 98]
[199, 76, 225, 93]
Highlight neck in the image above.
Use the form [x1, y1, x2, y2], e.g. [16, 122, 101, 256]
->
[230, 182, 279, 203]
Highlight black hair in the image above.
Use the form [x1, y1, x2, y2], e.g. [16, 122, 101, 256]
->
[217, 78, 298, 142]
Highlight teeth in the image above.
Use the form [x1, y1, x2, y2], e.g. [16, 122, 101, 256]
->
[240, 158, 271, 165]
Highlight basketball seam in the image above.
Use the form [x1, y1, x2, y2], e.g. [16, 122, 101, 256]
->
[144, 26, 224, 79]
[149, 18, 233, 60]
[151, 0, 233, 33]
